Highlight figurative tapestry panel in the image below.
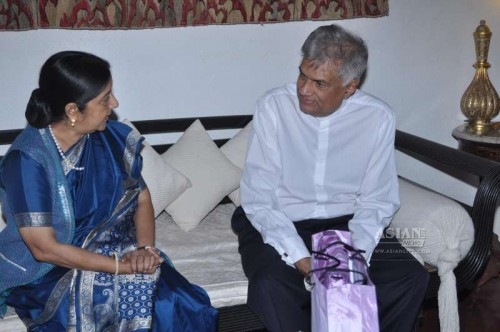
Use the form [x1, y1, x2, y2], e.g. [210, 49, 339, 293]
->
[0, 0, 388, 30]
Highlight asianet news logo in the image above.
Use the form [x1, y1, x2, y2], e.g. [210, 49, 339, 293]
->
[382, 227, 426, 247]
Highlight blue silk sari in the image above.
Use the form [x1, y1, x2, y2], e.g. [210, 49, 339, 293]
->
[1, 121, 217, 331]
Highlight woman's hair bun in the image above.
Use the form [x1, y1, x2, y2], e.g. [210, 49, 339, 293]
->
[25, 88, 53, 128]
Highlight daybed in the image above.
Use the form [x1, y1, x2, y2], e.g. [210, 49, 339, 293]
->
[1, 115, 500, 332]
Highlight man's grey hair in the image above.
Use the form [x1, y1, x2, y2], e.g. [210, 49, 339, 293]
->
[301, 24, 368, 85]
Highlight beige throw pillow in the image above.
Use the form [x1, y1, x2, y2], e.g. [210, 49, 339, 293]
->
[219, 121, 252, 206]
[162, 119, 241, 231]
[122, 119, 192, 218]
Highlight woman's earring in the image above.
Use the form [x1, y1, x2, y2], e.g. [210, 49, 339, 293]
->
[71, 119, 76, 127]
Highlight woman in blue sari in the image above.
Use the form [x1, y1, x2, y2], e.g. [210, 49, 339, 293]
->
[0, 51, 217, 331]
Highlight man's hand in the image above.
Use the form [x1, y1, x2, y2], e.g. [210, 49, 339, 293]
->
[294, 257, 312, 276]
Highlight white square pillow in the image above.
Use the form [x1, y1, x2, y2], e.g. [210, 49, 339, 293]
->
[122, 119, 192, 218]
[162, 119, 242, 231]
[392, 177, 474, 267]
[219, 121, 252, 206]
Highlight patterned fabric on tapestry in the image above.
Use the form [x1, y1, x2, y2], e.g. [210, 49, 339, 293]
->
[0, 0, 389, 30]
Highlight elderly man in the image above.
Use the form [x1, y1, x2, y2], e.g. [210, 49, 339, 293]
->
[232, 24, 429, 332]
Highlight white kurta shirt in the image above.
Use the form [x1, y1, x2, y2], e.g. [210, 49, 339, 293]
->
[240, 83, 400, 266]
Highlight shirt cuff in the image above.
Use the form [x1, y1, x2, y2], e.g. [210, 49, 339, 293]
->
[280, 235, 310, 266]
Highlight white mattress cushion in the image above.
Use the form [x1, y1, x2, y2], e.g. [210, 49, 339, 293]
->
[155, 203, 247, 308]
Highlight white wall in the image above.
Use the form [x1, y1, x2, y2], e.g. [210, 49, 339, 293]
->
[1, 0, 500, 229]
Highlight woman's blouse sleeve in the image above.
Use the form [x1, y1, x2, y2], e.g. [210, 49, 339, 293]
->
[1, 150, 52, 227]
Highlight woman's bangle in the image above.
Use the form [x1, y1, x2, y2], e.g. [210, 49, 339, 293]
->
[112, 252, 119, 276]
[136, 245, 152, 251]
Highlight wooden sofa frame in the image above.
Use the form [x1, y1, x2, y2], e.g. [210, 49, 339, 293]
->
[1, 114, 500, 332]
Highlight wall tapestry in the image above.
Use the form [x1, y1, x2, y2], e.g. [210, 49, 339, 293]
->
[0, 0, 388, 30]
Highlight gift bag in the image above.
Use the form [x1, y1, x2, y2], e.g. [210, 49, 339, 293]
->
[310, 230, 379, 332]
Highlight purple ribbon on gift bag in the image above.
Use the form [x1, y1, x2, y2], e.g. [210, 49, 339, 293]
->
[310, 230, 379, 332]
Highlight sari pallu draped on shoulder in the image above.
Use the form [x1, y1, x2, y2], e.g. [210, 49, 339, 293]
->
[0, 121, 143, 294]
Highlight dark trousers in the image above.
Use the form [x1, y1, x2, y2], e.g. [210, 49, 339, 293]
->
[231, 206, 429, 332]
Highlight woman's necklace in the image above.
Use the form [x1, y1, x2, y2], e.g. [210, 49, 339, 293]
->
[48, 124, 85, 171]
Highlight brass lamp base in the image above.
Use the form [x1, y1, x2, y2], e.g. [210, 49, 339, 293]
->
[464, 120, 500, 136]
[460, 20, 500, 133]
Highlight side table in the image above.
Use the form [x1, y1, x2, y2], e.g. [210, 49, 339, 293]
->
[452, 123, 500, 287]
[452, 123, 500, 161]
